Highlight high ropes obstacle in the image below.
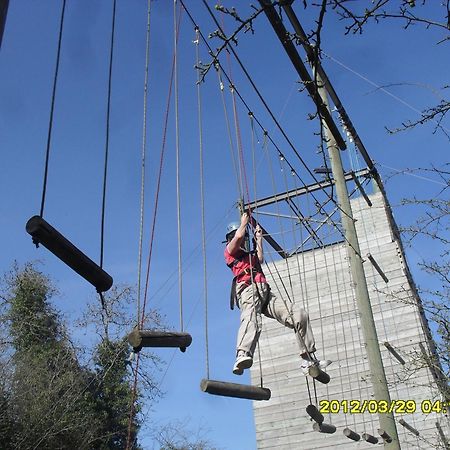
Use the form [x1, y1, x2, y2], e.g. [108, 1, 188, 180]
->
[23, 2, 448, 449]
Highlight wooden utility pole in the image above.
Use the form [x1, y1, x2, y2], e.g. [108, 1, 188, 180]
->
[317, 73, 400, 449]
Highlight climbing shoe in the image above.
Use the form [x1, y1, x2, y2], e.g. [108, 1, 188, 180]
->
[300, 358, 332, 376]
[233, 351, 253, 375]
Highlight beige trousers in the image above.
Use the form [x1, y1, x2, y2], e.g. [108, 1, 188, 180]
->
[235, 282, 316, 358]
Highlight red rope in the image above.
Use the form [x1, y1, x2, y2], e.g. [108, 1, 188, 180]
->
[126, 7, 183, 450]
[222, 12, 252, 217]
[140, 8, 182, 328]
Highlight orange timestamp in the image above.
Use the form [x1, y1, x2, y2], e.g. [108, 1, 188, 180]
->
[319, 399, 449, 414]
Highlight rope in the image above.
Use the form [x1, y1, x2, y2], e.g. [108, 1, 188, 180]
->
[127, 8, 182, 449]
[173, 0, 184, 332]
[195, 27, 210, 379]
[125, 352, 140, 450]
[249, 114, 266, 385]
[181, 0, 358, 246]
[140, 11, 182, 328]
[137, 0, 152, 325]
[216, 66, 243, 198]
[39, 0, 66, 218]
[99, 0, 116, 270]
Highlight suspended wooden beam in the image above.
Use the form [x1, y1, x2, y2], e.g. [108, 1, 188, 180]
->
[306, 404, 323, 424]
[343, 428, 360, 441]
[378, 428, 393, 443]
[399, 419, 420, 436]
[384, 341, 406, 365]
[258, 0, 347, 151]
[362, 433, 379, 444]
[128, 329, 192, 352]
[308, 365, 331, 384]
[367, 253, 389, 283]
[200, 379, 271, 401]
[313, 422, 336, 434]
[26, 215, 113, 292]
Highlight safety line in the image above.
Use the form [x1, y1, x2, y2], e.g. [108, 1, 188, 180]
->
[137, 0, 152, 326]
[140, 9, 182, 329]
[174, 0, 184, 332]
[195, 26, 210, 380]
[39, 0, 66, 218]
[323, 51, 450, 134]
[180, 1, 360, 252]
[99, 0, 116, 270]
[216, 65, 243, 198]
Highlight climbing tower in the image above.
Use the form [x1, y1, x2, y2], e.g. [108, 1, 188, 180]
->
[250, 186, 449, 449]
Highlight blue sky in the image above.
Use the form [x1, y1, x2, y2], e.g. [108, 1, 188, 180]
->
[0, 1, 448, 449]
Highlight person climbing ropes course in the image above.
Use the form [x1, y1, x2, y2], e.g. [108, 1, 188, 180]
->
[224, 211, 331, 376]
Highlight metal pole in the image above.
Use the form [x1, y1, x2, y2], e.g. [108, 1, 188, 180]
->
[316, 73, 401, 449]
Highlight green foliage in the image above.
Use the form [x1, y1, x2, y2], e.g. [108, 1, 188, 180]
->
[0, 263, 141, 449]
[5, 263, 60, 352]
[90, 338, 140, 449]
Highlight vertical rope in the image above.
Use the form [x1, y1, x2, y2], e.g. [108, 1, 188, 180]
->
[137, 0, 152, 326]
[100, 0, 117, 270]
[216, 66, 242, 198]
[250, 113, 266, 386]
[173, 0, 184, 331]
[195, 27, 210, 379]
[39, 0, 66, 218]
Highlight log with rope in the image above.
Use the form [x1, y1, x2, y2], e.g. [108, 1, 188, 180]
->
[126, 0, 192, 355]
[26, 0, 113, 296]
[187, 1, 334, 405]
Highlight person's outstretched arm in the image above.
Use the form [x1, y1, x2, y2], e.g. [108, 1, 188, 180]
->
[255, 224, 264, 264]
[227, 212, 249, 256]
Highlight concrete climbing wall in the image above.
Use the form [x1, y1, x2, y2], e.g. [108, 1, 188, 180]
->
[250, 190, 449, 449]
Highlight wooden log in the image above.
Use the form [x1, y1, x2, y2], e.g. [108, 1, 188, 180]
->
[378, 428, 393, 443]
[399, 419, 420, 436]
[343, 428, 360, 441]
[128, 329, 192, 352]
[308, 365, 331, 384]
[306, 404, 323, 424]
[362, 433, 379, 444]
[313, 422, 336, 434]
[26, 215, 113, 292]
[200, 379, 271, 401]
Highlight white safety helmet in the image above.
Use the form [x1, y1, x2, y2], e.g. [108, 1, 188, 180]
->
[225, 221, 240, 241]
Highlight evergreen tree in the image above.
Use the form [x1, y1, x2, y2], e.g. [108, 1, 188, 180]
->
[90, 338, 141, 449]
[2, 263, 101, 448]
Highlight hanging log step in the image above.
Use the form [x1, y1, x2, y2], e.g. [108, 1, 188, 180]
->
[128, 329, 192, 352]
[362, 432, 379, 444]
[26, 215, 113, 292]
[308, 365, 331, 384]
[399, 419, 420, 436]
[200, 379, 271, 401]
[313, 422, 336, 434]
[306, 404, 323, 424]
[343, 428, 360, 441]
[378, 428, 393, 443]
